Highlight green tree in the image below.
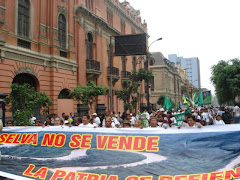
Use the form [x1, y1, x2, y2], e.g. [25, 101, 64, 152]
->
[157, 94, 165, 106]
[115, 68, 153, 112]
[5, 83, 52, 125]
[115, 80, 139, 112]
[211, 59, 240, 105]
[70, 81, 108, 114]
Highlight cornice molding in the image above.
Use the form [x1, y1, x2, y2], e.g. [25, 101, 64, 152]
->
[104, 0, 147, 34]
[74, 5, 120, 36]
[1, 44, 78, 72]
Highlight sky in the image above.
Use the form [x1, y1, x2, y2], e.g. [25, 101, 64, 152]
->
[120, 0, 240, 94]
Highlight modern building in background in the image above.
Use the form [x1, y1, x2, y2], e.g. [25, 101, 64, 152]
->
[0, 0, 148, 118]
[168, 54, 201, 89]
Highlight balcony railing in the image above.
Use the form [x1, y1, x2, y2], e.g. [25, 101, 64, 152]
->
[121, 71, 131, 80]
[107, 67, 119, 77]
[86, 59, 101, 80]
[86, 59, 100, 71]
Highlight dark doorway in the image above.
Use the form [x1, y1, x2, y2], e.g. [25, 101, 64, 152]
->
[12, 73, 40, 117]
[13, 73, 37, 90]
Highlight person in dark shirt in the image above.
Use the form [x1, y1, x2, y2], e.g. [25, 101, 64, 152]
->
[222, 108, 232, 124]
[44, 116, 53, 126]
[71, 115, 79, 126]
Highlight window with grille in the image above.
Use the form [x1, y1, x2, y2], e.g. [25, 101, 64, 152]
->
[107, 8, 113, 26]
[18, 0, 30, 38]
[85, 0, 93, 11]
[86, 33, 93, 59]
[121, 56, 126, 71]
[58, 14, 66, 49]
[131, 28, 136, 34]
[150, 77, 154, 91]
[120, 19, 126, 34]
[132, 56, 136, 71]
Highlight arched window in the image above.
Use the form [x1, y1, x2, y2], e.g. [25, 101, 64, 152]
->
[58, 89, 70, 99]
[13, 73, 37, 91]
[86, 33, 93, 59]
[18, 0, 30, 38]
[58, 14, 66, 49]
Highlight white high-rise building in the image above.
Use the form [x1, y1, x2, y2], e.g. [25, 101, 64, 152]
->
[168, 54, 201, 89]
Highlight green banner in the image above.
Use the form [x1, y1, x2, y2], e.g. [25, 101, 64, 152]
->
[202, 91, 211, 105]
[174, 112, 185, 126]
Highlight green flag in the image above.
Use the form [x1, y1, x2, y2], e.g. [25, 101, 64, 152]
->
[194, 92, 198, 104]
[164, 96, 173, 110]
[197, 91, 203, 106]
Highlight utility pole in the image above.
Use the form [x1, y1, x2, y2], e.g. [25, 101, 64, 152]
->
[109, 36, 113, 113]
[146, 37, 162, 113]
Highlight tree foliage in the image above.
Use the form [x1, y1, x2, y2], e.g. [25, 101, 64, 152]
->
[5, 83, 52, 125]
[115, 68, 153, 112]
[211, 59, 240, 105]
[70, 81, 108, 109]
[157, 94, 165, 106]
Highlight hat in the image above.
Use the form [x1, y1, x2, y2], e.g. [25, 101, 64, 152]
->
[92, 113, 97, 116]
[160, 108, 165, 112]
[64, 120, 69, 124]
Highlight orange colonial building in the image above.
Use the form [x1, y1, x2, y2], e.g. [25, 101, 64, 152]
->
[0, 0, 148, 118]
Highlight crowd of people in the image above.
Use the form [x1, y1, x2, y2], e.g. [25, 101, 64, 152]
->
[6, 103, 240, 129]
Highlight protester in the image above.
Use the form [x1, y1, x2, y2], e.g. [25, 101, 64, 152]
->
[222, 108, 232, 124]
[60, 113, 65, 122]
[63, 120, 71, 127]
[35, 119, 42, 126]
[71, 115, 79, 126]
[92, 113, 101, 127]
[149, 117, 161, 128]
[157, 114, 165, 126]
[233, 103, 240, 124]
[130, 113, 137, 126]
[54, 116, 61, 126]
[44, 116, 53, 126]
[213, 115, 225, 125]
[201, 108, 213, 125]
[102, 113, 120, 128]
[104, 116, 113, 128]
[161, 111, 176, 128]
[122, 119, 131, 128]
[178, 115, 202, 128]
[6, 120, 14, 127]
[133, 119, 143, 128]
[78, 114, 94, 128]
[29, 114, 36, 124]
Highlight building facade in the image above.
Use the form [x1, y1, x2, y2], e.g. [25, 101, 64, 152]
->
[168, 54, 201, 89]
[149, 52, 189, 108]
[0, 0, 148, 118]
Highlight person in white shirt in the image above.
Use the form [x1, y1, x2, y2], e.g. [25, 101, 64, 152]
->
[143, 110, 150, 120]
[130, 113, 137, 126]
[92, 113, 101, 127]
[201, 108, 213, 125]
[104, 116, 114, 128]
[149, 117, 162, 128]
[78, 114, 94, 128]
[29, 114, 36, 123]
[213, 115, 225, 125]
[161, 111, 177, 128]
[233, 103, 240, 124]
[102, 113, 120, 128]
[178, 115, 202, 128]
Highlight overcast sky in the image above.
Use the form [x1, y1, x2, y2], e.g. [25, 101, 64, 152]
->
[120, 0, 240, 94]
